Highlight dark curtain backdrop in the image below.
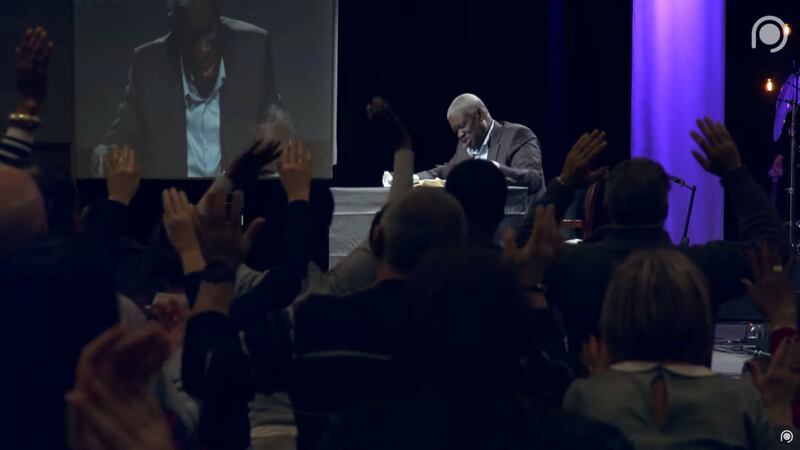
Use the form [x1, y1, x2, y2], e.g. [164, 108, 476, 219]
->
[334, 0, 632, 187]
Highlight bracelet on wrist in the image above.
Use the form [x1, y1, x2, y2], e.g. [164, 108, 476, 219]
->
[8, 112, 42, 130]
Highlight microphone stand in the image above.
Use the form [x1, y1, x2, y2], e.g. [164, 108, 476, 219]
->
[670, 176, 697, 246]
[681, 186, 697, 246]
[681, 184, 697, 246]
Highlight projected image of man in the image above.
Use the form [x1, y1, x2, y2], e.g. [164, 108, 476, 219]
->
[98, 0, 280, 178]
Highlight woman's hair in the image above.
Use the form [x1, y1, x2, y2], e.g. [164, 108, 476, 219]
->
[601, 249, 713, 366]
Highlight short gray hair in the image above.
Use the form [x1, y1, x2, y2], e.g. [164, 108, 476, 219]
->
[380, 188, 467, 273]
[446, 93, 489, 121]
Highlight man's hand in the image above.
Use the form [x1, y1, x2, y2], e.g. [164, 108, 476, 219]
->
[104, 146, 140, 206]
[559, 130, 608, 189]
[503, 204, 563, 287]
[67, 325, 175, 450]
[690, 117, 742, 176]
[162, 188, 201, 253]
[367, 96, 413, 151]
[278, 139, 312, 202]
[198, 188, 265, 270]
[226, 140, 282, 188]
[150, 293, 190, 351]
[15, 26, 54, 115]
[741, 243, 797, 330]
[746, 336, 800, 427]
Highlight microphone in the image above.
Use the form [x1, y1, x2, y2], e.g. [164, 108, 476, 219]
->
[669, 175, 695, 190]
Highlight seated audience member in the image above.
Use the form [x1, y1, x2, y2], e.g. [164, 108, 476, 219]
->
[180, 188, 467, 450]
[445, 158, 508, 246]
[563, 248, 799, 448]
[519, 122, 786, 370]
[234, 97, 415, 301]
[416, 93, 545, 201]
[318, 244, 632, 450]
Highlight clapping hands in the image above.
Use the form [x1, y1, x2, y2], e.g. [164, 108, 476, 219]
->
[198, 188, 265, 270]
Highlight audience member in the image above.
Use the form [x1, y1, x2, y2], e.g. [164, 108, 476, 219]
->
[4, 20, 799, 450]
[319, 244, 632, 450]
[563, 248, 799, 448]
[519, 122, 786, 371]
[445, 158, 508, 246]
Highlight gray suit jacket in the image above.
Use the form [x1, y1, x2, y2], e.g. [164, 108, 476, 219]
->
[417, 121, 545, 199]
[103, 17, 278, 178]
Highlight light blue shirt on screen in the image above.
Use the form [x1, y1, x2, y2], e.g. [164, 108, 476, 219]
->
[182, 58, 226, 177]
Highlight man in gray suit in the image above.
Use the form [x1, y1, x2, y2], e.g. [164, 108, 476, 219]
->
[417, 94, 545, 200]
[98, 0, 280, 178]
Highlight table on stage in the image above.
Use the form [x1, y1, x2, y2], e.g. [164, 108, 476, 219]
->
[328, 186, 530, 267]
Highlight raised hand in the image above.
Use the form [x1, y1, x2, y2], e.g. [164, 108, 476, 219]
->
[162, 188, 200, 255]
[503, 204, 563, 287]
[366, 96, 412, 151]
[741, 243, 797, 330]
[67, 325, 175, 450]
[198, 188, 265, 270]
[690, 117, 742, 176]
[105, 146, 140, 206]
[226, 140, 282, 188]
[278, 139, 312, 202]
[15, 26, 54, 114]
[149, 293, 190, 351]
[581, 335, 610, 376]
[746, 336, 800, 427]
[559, 129, 608, 189]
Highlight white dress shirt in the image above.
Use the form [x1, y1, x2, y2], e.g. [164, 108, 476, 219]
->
[182, 58, 226, 177]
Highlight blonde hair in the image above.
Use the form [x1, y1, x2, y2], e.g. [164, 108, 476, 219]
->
[601, 249, 713, 366]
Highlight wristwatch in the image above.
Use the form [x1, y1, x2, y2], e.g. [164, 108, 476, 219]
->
[202, 261, 236, 284]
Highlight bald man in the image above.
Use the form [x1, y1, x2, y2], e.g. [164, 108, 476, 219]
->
[417, 94, 545, 199]
[0, 166, 47, 256]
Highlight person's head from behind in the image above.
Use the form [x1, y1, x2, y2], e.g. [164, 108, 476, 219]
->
[446, 159, 507, 242]
[0, 166, 47, 256]
[401, 244, 527, 387]
[168, 0, 222, 96]
[604, 158, 670, 226]
[602, 249, 713, 366]
[447, 93, 493, 149]
[370, 188, 467, 276]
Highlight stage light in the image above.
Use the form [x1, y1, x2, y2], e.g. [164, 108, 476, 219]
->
[766, 78, 775, 92]
[785, 23, 791, 36]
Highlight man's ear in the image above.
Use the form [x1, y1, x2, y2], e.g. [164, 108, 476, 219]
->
[370, 225, 386, 260]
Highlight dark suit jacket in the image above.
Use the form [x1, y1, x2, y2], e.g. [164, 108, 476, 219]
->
[104, 17, 278, 178]
[417, 121, 546, 200]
